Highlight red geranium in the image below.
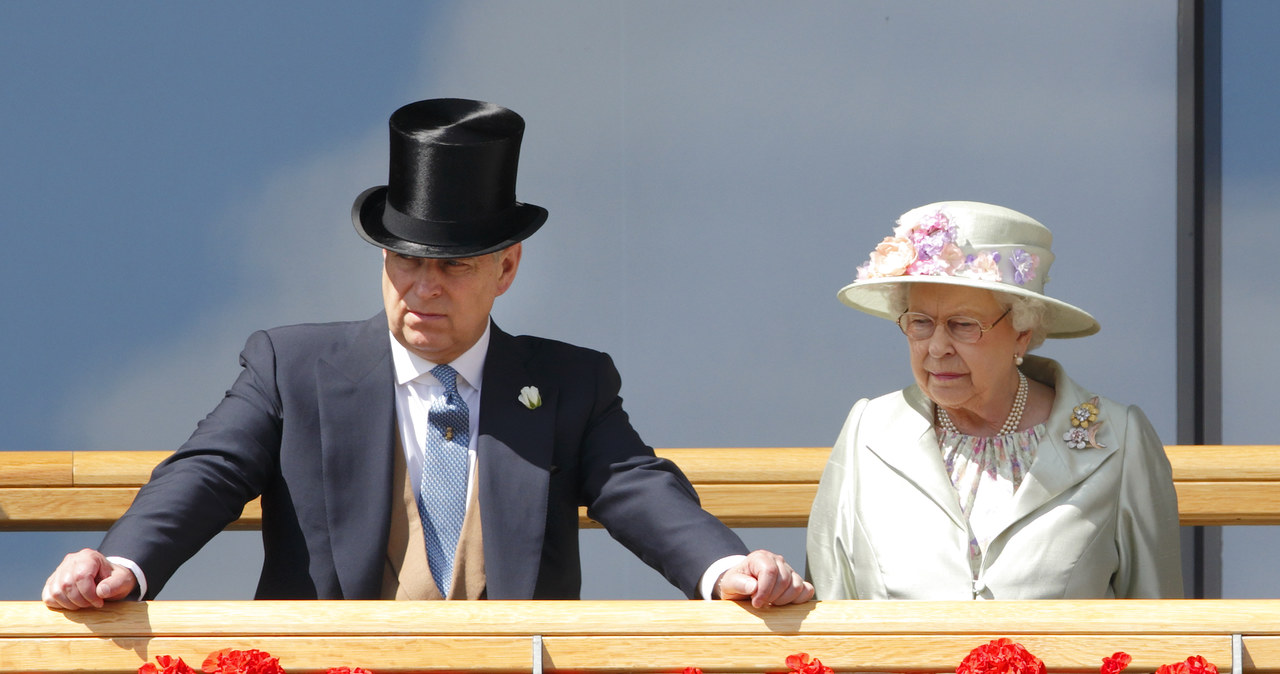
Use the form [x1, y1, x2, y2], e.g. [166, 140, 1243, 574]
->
[139, 655, 198, 674]
[1157, 655, 1219, 674]
[1102, 651, 1132, 674]
[201, 649, 285, 674]
[956, 638, 1046, 674]
[785, 652, 834, 674]
[1185, 655, 1219, 674]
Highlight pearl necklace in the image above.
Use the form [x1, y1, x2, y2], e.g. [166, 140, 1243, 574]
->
[936, 370, 1028, 437]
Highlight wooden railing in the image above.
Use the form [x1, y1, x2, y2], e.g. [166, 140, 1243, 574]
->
[2, 599, 1279, 673]
[4, 451, 1279, 673]
[1, 446, 1278, 530]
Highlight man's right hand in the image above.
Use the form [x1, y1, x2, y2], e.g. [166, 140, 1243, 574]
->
[42, 548, 137, 610]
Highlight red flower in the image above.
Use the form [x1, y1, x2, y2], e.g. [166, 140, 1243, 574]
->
[1101, 651, 1132, 674]
[956, 638, 1046, 674]
[1185, 655, 1218, 674]
[682, 668, 704, 674]
[323, 668, 375, 674]
[201, 649, 285, 674]
[785, 652, 834, 674]
[139, 655, 197, 674]
[1157, 656, 1218, 674]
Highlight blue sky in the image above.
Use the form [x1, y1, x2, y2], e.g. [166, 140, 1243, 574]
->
[1, 1, 1276, 601]
[1, 2, 436, 452]
[1, 0, 443, 599]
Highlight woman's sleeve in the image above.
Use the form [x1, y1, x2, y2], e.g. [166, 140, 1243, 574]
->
[805, 399, 868, 600]
[1113, 404, 1185, 598]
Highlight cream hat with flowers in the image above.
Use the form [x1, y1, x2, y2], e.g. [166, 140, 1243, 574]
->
[838, 201, 1100, 339]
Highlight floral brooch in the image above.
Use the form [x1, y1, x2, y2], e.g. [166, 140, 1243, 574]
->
[1063, 396, 1106, 449]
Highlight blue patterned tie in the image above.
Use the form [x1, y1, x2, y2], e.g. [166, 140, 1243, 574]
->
[417, 364, 470, 597]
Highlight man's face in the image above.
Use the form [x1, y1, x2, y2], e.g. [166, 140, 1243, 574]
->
[381, 243, 521, 364]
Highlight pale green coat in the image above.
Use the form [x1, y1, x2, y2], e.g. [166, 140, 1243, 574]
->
[806, 356, 1183, 599]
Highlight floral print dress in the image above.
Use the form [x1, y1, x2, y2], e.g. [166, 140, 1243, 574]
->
[938, 424, 1047, 580]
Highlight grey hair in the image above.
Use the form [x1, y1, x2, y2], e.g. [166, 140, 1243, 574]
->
[994, 291, 1048, 351]
[886, 284, 1048, 351]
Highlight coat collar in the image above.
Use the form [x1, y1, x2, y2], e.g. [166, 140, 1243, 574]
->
[864, 387, 968, 530]
[999, 355, 1118, 535]
[475, 322, 557, 599]
[863, 356, 1119, 542]
[317, 312, 398, 599]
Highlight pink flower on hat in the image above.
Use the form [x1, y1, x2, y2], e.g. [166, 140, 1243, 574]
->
[955, 251, 1003, 282]
[908, 241, 964, 276]
[858, 236, 916, 279]
[898, 211, 956, 256]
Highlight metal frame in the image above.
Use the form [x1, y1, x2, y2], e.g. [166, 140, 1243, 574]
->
[1176, 0, 1224, 599]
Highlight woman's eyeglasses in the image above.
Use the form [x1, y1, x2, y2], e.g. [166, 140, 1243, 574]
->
[896, 308, 1011, 343]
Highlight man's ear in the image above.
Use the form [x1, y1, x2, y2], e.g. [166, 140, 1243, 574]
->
[495, 242, 522, 296]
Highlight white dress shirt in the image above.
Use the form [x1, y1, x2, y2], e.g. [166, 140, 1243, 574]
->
[390, 323, 488, 504]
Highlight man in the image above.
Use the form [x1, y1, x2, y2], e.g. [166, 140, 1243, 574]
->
[43, 98, 812, 609]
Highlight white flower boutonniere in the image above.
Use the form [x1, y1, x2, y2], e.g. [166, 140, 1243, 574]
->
[518, 386, 542, 410]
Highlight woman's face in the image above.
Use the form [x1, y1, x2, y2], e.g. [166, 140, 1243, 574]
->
[905, 284, 1031, 418]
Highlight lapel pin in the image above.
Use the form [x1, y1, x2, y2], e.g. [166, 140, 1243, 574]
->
[1063, 396, 1106, 449]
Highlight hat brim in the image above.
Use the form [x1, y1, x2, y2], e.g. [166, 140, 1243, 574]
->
[352, 185, 548, 258]
[838, 275, 1100, 339]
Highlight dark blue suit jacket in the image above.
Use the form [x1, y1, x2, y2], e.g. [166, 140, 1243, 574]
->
[100, 314, 747, 599]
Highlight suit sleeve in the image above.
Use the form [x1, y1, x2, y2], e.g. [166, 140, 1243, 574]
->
[98, 330, 284, 598]
[1112, 404, 1184, 598]
[576, 353, 749, 598]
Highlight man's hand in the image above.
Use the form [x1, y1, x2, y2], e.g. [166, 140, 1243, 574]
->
[42, 548, 137, 610]
[715, 549, 814, 607]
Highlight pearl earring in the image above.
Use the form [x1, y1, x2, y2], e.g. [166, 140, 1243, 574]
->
[1014, 354, 1024, 366]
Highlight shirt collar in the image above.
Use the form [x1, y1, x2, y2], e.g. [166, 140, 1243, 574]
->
[388, 322, 490, 393]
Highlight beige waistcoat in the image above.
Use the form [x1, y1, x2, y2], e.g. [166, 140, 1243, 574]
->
[382, 435, 486, 600]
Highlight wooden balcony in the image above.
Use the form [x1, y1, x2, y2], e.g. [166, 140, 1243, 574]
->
[4, 599, 1280, 673]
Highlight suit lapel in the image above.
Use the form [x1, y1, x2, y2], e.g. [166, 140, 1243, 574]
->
[317, 313, 397, 599]
[476, 324, 557, 599]
[864, 388, 968, 531]
[992, 356, 1118, 542]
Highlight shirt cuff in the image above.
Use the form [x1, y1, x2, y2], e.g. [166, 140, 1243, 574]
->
[105, 555, 147, 601]
[699, 554, 747, 600]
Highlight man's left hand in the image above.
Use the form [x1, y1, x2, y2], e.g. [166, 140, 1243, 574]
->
[715, 549, 814, 607]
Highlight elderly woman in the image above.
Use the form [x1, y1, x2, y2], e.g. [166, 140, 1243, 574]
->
[806, 201, 1182, 600]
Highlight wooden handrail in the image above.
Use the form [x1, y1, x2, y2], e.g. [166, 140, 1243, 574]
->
[1, 446, 1277, 530]
[2, 599, 1279, 673]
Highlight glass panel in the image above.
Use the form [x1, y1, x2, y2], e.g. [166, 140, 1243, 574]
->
[1220, 0, 1280, 599]
[0, 1, 1177, 600]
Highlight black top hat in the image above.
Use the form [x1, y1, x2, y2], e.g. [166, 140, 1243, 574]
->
[352, 98, 548, 258]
